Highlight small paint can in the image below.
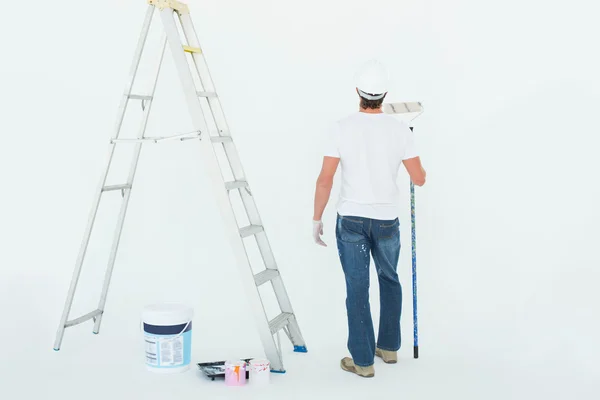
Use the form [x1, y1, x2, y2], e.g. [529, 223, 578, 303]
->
[249, 359, 270, 386]
[225, 360, 246, 386]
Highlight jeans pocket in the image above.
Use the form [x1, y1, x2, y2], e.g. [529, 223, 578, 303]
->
[339, 218, 364, 243]
[378, 220, 399, 239]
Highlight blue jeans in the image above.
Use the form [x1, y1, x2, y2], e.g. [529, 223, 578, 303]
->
[335, 214, 402, 367]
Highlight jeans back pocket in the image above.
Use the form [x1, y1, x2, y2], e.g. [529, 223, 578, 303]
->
[378, 219, 399, 240]
[337, 217, 365, 243]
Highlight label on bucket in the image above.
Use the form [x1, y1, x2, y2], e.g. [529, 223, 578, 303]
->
[143, 321, 192, 369]
[144, 333, 187, 367]
[145, 338, 159, 366]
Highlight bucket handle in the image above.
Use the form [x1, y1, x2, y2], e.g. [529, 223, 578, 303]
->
[141, 320, 191, 341]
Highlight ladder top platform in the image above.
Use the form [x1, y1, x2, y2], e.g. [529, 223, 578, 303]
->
[148, 0, 189, 14]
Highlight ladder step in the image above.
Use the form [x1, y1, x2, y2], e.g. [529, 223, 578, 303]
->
[128, 94, 152, 101]
[183, 45, 202, 53]
[254, 269, 279, 286]
[269, 312, 293, 334]
[102, 184, 131, 192]
[211, 136, 233, 143]
[197, 91, 217, 98]
[225, 180, 248, 191]
[239, 224, 264, 238]
[64, 309, 103, 328]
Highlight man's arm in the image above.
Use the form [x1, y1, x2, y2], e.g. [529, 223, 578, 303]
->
[403, 156, 426, 186]
[313, 156, 340, 221]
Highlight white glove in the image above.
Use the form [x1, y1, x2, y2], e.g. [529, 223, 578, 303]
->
[312, 220, 327, 247]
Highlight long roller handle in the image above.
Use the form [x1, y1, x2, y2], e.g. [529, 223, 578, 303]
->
[410, 180, 418, 358]
[409, 124, 419, 359]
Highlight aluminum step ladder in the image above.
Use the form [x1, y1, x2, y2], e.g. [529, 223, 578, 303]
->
[53, 0, 306, 373]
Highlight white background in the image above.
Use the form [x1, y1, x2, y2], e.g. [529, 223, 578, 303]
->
[1, 0, 599, 399]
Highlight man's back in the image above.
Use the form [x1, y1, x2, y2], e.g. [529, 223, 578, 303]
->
[324, 111, 418, 220]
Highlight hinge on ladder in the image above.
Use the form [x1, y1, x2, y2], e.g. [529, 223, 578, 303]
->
[148, 0, 189, 14]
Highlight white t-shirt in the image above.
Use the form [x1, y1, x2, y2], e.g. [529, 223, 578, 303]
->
[323, 111, 418, 220]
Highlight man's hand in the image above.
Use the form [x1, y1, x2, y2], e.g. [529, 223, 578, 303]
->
[313, 220, 327, 247]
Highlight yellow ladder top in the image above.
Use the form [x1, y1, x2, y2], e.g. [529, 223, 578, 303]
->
[148, 0, 189, 14]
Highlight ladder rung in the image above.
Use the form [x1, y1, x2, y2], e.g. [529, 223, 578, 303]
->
[64, 309, 103, 328]
[225, 180, 248, 191]
[183, 45, 202, 53]
[197, 91, 217, 98]
[210, 136, 233, 143]
[239, 225, 263, 238]
[128, 94, 152, 101]
[254, 269, 279, 286]
[102, 184, 131, 192]
[269, 312, 293, 334]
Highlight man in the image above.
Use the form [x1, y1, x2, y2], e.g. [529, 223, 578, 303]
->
[312, 59, 426, 378]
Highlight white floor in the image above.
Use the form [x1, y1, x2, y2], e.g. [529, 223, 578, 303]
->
[2, 263, 598, 400]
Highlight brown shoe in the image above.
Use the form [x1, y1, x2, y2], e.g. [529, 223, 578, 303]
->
[375, 348, 397, 364]
[340, 357, 375, 378]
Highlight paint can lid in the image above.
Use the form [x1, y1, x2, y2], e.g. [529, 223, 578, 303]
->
[249, 358, 270, 366]
[142, 303, 194, 326]
[225, 360, 247, 367]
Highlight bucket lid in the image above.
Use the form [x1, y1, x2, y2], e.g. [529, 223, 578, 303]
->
[225, 360, 247, 367]
[142, 303, 193, 326]
[249, 358, 270, 366]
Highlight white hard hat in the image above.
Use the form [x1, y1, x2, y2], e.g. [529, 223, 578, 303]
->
[355, 59, 390, 100]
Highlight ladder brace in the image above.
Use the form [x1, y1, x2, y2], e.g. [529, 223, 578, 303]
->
[110, 130, 201, 143]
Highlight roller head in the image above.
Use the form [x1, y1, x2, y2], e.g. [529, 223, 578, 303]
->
[383, 101, 423, 115]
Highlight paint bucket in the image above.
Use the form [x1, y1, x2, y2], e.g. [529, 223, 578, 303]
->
[225, 360, 247, 386]
[141, 303, 193, 373]
[249, 359, 270, 386]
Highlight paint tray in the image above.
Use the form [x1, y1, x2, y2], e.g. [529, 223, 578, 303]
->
[197, 358, 253, 381]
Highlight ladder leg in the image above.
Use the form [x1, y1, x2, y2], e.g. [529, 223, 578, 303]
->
[92, 33, 168, 334]
[185, 9, 306, 346]
[53, 5, 156, 350]
[177, 10, 307, 368]
[162, 9, 289, 372]
[53, 143, 113, 349]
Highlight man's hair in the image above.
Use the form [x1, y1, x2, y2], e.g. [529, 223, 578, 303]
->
[359, 93, 386, 110]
